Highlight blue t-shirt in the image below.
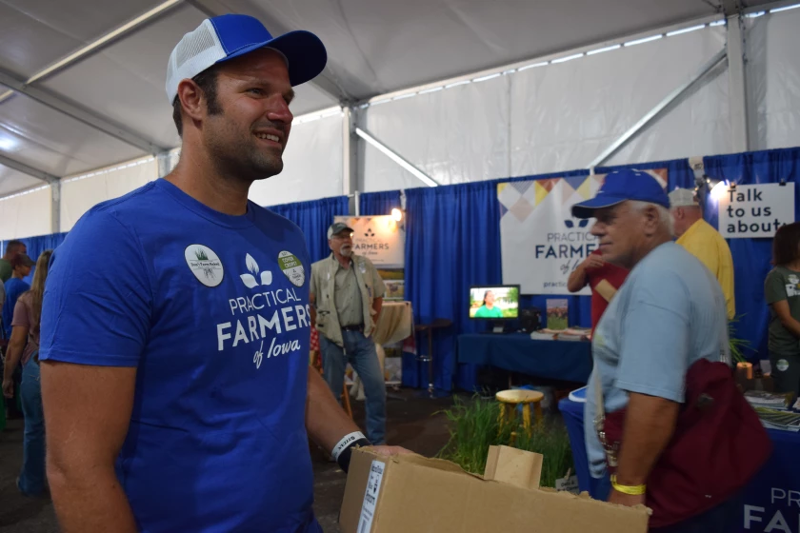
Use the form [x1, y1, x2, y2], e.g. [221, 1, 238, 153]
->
[3, 277, 30, 338]
[584, 242, 729, 478]
[40, 179, 320, 533]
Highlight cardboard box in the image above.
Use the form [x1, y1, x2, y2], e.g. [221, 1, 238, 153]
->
[340, 446, 649, 533]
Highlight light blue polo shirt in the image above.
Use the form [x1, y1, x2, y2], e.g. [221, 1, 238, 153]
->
[584, 242, 730, 478]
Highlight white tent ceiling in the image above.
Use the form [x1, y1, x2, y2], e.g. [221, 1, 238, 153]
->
[0, 0, 778, 195]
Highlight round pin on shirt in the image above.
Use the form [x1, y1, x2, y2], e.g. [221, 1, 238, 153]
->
[278, 251, 305, 287]
[184, 244, 224, 287]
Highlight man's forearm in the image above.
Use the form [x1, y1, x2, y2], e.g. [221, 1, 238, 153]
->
[48, 464, 137, 533]
[614, 392, 679, 485]
[567, 266, 588, 293]
[306, 370, 361, 452]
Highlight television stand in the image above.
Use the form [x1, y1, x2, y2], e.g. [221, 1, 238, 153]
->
[480, 321, 506, 334]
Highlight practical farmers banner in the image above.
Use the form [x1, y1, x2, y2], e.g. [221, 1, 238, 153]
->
[717, 183, 795, 238]
[333, 215, 405, 269]
[499, 170, 667, 295]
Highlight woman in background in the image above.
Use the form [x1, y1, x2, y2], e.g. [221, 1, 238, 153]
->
[474, 290, 504, 318]
[765, 223, 800, 395]
[2, 249, 53, 496]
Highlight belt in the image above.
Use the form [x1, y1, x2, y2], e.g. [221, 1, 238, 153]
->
[341, 324, 364, 332]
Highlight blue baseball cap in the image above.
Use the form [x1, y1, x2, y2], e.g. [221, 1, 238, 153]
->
[166, 14, 327, 104]
[571, 169, 669, 219]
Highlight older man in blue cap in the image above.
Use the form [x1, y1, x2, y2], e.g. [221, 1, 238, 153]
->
[574, 169, 739, 532]
[39, 14, 404, 533]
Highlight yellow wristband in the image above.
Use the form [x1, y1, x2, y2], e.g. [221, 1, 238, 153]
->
[611, 475, 646, 495]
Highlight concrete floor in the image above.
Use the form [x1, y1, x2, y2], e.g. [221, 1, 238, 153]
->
[0, 389, 456, 532]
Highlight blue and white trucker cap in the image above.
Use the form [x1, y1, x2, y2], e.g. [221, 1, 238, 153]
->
[166, 14, 327, 104]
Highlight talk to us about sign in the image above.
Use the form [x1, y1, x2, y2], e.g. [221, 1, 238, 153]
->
[498, 175, 603, 295]
[717, 183, 795, 239]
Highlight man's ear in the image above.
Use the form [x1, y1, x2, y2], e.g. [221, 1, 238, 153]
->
[176, 79, 206, 124]
[642, 205, 661, 235]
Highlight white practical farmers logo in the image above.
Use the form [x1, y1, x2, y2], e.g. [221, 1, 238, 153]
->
[184, 245, 224, 287]
[240, 253, 272, 289]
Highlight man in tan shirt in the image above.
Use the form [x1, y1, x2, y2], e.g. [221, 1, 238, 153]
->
[309, 222, 387, 443]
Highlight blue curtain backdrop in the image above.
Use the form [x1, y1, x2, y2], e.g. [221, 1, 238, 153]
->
[403, 170, 593, 391]
[267, 196, 349, 262]
[22, 233, 68, 264]
[1, 148, 794, 388]
[359, 191, 402, 216]
[703, 147, 800, 361]
[0, 233, 68, 261]
[404, 182, 502, 390]
[403, 154, 743, 392]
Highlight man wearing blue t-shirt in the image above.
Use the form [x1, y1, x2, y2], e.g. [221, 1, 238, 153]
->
[39, 15, 405, 533]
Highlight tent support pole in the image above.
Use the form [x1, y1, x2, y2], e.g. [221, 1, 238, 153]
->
[588, 49, 727, 169]
[51, 181, 62, 233]
[726, 14, 750, 152]
[355, 127, 438, 188]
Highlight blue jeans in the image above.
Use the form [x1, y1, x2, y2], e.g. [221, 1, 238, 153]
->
[320, 330, 386, 444]
[19, 358, 46, 496]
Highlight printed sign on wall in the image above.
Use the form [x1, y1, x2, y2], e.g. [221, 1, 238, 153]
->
[499, 170, 667, 295]
[333, 215, 405, 268]
[499, 175, 602, 295]
[717, 183, 795, 238]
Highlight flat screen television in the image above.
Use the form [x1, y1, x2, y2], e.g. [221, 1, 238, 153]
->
[469, 285, 520, 320]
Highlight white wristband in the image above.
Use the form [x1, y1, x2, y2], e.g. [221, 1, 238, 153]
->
[332, 431, 366, 461]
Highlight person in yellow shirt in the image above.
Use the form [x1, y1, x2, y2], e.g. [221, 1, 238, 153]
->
[669, 188, 735, 319]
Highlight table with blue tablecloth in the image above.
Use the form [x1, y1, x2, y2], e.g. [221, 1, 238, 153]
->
[457, 334, 593, 383]
[559, 395, 800, 532]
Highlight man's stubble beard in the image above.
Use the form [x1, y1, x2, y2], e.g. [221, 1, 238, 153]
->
[204, 113, 285, 184]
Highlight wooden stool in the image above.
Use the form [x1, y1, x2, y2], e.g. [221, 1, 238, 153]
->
[496, 389, 544, 436]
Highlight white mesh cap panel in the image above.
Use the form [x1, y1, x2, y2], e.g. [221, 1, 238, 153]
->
[165, 19, 226, 104]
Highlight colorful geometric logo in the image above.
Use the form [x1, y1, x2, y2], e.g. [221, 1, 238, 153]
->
[498, 175, 602, 222]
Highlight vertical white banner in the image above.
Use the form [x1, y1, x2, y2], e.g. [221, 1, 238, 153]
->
[499, 170, 667, 295]
[499, 176, 603, 295]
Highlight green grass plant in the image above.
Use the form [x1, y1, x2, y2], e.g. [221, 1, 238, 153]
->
[437, 395, 574, 488]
